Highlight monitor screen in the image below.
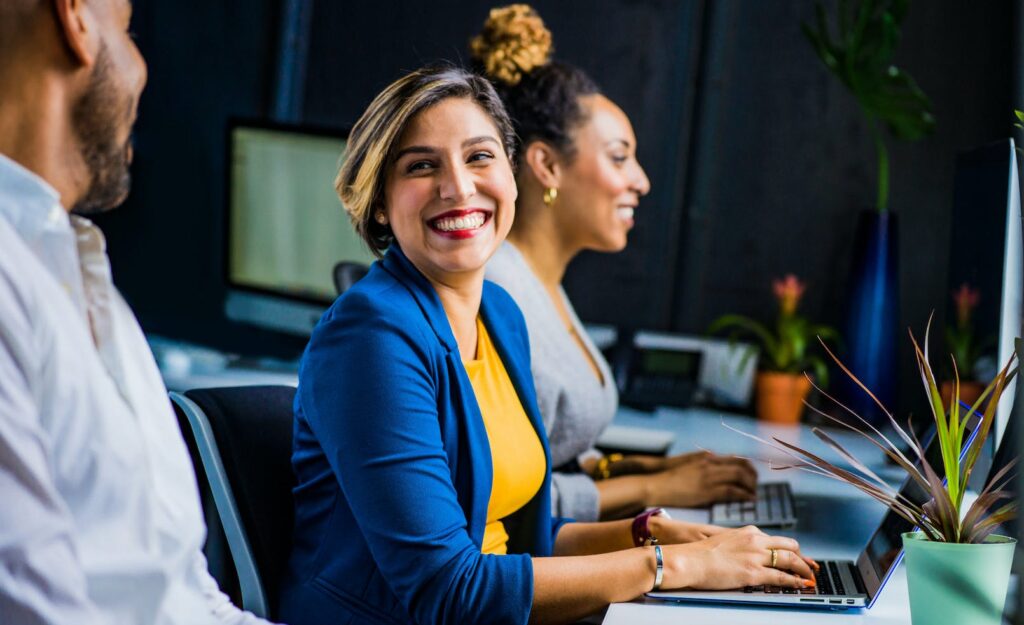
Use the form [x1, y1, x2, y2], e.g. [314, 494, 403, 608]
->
[947, 139, 1021, 445]
[225, 122, 379, 335]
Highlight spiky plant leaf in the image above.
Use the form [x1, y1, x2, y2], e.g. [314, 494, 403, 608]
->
[732, 318, 1018, 543]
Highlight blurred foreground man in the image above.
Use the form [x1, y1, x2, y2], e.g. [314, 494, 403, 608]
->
[0, 1, 275, 623]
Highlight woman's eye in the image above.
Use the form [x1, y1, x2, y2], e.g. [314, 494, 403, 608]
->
[611, 154, 629, 165]
[406, 160, 434, 174]
[468, 151, 494, 163]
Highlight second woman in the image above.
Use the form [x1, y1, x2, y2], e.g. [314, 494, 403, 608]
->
[475, 4, 759, 522]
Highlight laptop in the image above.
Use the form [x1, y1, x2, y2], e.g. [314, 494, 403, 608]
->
[650, 413, 980, 610]
[710, 481, 797, 528]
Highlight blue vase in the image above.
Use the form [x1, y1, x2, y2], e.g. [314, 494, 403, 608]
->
[839, 209, 899, 425]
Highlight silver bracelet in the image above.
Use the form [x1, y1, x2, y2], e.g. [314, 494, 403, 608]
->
[652, 545, 664, 590]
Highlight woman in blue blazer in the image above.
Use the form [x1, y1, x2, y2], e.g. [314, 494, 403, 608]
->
[277, 65, 816, 625]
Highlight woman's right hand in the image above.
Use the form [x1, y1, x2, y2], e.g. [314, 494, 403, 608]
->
[660, 525, 818, 591]
[643, 454, 758, 508]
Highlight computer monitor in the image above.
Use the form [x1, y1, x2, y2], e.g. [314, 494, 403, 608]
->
[224, 120, 378, 336]
[948, 138, 1022, 446]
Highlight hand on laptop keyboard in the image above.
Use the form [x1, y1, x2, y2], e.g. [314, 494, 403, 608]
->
[641, 452, 758, 508]
[656, 525, 818, 591]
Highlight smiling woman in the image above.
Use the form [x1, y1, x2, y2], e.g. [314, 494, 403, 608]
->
[278, 65, 817, 625]
[382, 98, 516, 295]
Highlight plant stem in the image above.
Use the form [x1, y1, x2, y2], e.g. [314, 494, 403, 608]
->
[867, 114, 890, 212]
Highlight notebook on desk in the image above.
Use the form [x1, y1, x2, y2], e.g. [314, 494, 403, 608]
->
[649, 417, 977, 610]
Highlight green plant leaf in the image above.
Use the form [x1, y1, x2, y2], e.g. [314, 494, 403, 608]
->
[708, 314, 780, 365]
[962, 357, 1018, 496]
[804, 0, 934, 211]
[965, 500, 1017, 544]
[810, 426, 891, 490]
[805, 353, 927, 477]
[961, 458, 1018, 542]
[738, 317, 1019, 543]
[805, 354, 830, 388]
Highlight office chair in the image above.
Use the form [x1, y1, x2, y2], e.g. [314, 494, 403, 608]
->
[170, 385, 296, 619]
[332, 261, 370, 295]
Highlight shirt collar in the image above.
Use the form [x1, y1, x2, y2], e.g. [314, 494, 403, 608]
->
[0, 152, 69, 242]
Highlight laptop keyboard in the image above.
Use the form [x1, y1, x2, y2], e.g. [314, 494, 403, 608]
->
[742, 559, 849, 597]
[711, 481, 796, 527]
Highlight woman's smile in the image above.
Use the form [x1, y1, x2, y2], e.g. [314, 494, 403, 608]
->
[427, 208, 494, 239]
[383, 96, 517, 283]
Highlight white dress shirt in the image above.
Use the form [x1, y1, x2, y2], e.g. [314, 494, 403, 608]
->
[0, 153, 274, 625]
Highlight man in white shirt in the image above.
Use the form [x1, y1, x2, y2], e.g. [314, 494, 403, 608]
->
[0, 1, 276, 624]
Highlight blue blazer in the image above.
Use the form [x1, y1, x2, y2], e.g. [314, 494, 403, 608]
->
[278, 246, 569, 625]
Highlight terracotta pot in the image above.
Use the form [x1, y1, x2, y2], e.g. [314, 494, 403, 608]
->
[939, 380, 985, 411]
[755, 372, 812, 424]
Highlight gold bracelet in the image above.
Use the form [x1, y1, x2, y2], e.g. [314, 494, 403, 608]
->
[594, 453, 624, 480]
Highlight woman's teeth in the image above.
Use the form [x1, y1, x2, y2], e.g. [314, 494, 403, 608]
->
[434, 213, 486, 232]
[616, 207, 635, 221]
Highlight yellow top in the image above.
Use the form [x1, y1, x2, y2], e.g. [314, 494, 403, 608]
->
[463, 318, 546, 555]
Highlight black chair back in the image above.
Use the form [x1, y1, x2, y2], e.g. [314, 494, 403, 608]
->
[332, 261, 370, 295]
[181, 385, 296, 616]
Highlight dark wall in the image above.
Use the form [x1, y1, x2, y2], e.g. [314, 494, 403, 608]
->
[101, 0, 1015, 402]
[94, 0, 296, 355]
[302, 0, 705, 331]
[663, 0, 1012, 414]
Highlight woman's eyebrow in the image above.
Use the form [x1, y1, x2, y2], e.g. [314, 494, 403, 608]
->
[393, 145, 437, 161]
[463, 135, 500, 148]
[394, 136, 500, 161]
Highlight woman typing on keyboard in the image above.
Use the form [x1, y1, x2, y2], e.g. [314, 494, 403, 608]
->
[476, 4, 759, 522]
[277, 64, 816, 625]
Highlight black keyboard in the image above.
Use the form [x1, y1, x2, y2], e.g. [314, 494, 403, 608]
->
[742, 559, 849, 597]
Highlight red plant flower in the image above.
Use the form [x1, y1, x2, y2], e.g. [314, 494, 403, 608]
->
[773, 274, 806, 317]
[952, 283, 980, 328]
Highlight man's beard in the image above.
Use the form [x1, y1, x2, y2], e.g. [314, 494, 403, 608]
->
[70, 44, 135, 215]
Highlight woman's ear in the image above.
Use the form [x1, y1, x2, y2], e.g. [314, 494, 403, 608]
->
[523, 140, 563, 190]
[52, 0, 97, 67]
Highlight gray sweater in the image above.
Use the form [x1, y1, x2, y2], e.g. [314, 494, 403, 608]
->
[486, 242, 618, 521]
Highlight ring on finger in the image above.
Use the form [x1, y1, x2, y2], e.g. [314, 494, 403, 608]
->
[769, 548, 778, 569]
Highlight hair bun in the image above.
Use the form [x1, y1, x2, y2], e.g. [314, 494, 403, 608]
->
[470, 4, 553, 87]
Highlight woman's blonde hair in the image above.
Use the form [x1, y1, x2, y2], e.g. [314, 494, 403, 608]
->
[336, 65, 517, 257]
[470, 5, 599, 166]
[469, 4, 552, 87]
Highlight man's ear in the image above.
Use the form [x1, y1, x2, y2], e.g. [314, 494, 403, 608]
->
[523, 140, 563, 190]
[52, 0, 96, 67]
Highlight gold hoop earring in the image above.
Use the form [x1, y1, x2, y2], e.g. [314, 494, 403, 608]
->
[543, 187, 558, 206]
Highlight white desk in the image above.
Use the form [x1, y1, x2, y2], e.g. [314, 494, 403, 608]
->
[602, 406, 914, 625]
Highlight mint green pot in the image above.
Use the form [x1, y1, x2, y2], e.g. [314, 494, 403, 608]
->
[902, 532, 1016, 625]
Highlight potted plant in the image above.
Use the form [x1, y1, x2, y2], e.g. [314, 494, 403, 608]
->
[802, 0, 935, 423]
[941, 283, 991, 408]
[748, 322, 1017, 625]
[708, 275, 840, 424]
